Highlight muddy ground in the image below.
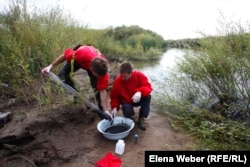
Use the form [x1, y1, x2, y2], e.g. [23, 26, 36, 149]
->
[0, 70, 195, 167]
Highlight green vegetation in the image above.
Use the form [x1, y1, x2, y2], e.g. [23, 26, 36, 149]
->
[0, 0, 166, 103]
[155, 18, 250, 150]
[105, 25, 167, 60]
[1, 0, 249, 150]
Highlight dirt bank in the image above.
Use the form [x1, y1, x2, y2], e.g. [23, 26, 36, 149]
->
[0, 70, 194, 167]
[0, 101, 194, 167]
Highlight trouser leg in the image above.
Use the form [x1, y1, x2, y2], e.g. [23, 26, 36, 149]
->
[121, 103, 135, 118]
[87, 71, 104, 119]
[58, 61, 81, 90]
[135, 95, 151, 130]
[121, 95, 151, 118]
[138, 95, 151, 118]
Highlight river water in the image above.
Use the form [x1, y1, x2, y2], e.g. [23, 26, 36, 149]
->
[133, 48, 185, 95]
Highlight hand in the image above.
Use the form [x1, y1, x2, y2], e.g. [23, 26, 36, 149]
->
[111, 108, 117, 117]
[104, 110, 113, 120]
[132, 92, 141, 103]
[42, 64, 53, 74]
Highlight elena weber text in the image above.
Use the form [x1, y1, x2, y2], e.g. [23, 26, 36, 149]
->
[149, 154, 205, 163]
[149, 154, 247, 163]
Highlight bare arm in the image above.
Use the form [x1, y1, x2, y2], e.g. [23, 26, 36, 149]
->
[99, 89, 109, 111]
[51, 54, 65, 68]
[42, 54, 66, 74]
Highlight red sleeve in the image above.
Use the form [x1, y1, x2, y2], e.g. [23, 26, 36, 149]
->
[97, 73, 109, 90]
[63, 48, 74, 62]
[135, 72, 153, 97]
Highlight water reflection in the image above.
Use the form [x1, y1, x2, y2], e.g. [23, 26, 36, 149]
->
[132, 48, 186, 93]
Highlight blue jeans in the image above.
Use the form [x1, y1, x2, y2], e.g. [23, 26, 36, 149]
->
[121, 95, 151, 118]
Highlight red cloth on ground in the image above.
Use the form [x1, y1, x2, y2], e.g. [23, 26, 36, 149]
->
[95, 152, 122, 167]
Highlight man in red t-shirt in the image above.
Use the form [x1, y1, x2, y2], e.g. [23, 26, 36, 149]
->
[110, 62, 153, 130]
[42, 44, 112, 119]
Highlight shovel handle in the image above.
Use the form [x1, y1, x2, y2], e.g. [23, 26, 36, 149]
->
[85, 101, 111, 120]
[96, 109, 112, 120]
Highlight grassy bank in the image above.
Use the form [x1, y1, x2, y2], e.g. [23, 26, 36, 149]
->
[154, 17, 250, 150]
[0, 0, 166, 103]
[1, 0, 249, 150]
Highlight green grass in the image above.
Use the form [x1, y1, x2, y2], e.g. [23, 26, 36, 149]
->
[152, 16, 250, 150]
[0, 0, 165, 104]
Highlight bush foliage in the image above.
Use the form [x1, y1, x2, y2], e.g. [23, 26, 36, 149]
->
[0, 0, 166, 102]
[2, 0, 249, 150]
[155, 17, 250, 149]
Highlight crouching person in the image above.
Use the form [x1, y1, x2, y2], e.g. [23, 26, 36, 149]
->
[110, 62, 153, 130]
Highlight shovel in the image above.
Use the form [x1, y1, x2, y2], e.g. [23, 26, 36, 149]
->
[110, 113, 115, 126]
[48, 72, 83, 99]
[47, 72, 111, 120]
[85, 101, 111, 120]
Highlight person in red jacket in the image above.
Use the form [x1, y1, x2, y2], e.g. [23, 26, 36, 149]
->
[110, 62, 153, 130]
[41, 44, 112, 119]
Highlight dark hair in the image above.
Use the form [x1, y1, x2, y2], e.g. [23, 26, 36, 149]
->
[91, 57, 108, 76]
[73, 44, 92, 50]
[73, 44, 83, 51]
[119, 62, 133, 74]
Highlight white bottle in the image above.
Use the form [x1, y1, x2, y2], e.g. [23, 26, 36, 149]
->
[115, 139, 125, 155]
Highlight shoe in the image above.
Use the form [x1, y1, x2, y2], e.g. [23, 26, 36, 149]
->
[138, 117, 146, 130]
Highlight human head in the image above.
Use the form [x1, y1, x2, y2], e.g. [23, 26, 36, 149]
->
[91, 57, 108, 76]
[119, 62, 133, 80]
